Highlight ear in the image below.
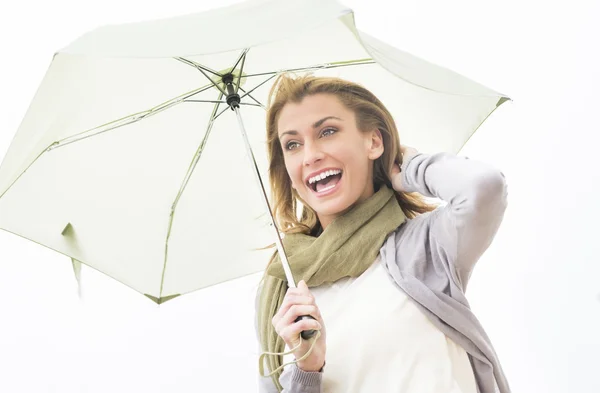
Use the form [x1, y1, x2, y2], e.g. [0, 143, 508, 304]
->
[366, 128, 384, 160]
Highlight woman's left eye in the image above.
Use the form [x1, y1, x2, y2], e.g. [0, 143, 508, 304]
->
[321, 128, 336, 137]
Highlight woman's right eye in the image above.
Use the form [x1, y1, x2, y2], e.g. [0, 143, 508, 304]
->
[286, 141, 300, 151]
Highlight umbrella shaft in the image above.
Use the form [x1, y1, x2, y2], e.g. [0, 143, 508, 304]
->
[233, 106, 297, 288]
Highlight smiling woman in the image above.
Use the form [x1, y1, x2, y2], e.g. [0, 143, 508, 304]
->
[256, 74, 510, 393]
[265, 76, 434, 236]
[277, 94, 387, 228]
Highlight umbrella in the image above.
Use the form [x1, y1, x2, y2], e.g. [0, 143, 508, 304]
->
[0, 0, 509, 304]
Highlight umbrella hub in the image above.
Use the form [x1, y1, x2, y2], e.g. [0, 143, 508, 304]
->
[222, 73, 241, 109]
[207, 68, 248, 110]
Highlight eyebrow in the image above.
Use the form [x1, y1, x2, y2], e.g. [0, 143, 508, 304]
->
[279, 116, 342, 138]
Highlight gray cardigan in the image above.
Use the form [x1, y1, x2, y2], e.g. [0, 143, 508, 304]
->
[257, 152, 510, 393]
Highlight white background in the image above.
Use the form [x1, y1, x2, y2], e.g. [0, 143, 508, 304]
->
[1, 0, 599, 392]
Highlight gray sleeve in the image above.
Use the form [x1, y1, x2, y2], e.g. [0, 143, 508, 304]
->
[255, 285, 323, 393]
[400, 152, 508, 290]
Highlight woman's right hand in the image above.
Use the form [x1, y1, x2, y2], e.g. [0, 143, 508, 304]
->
[272, 280, 326, 372]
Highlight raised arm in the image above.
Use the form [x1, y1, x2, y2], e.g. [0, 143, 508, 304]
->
[394, 149, 508, 289]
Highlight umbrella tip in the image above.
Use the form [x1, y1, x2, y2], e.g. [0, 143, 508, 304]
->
[61, 222, 74, 236]
[144, 293, 181, 304]
[496, 96, 511, 107]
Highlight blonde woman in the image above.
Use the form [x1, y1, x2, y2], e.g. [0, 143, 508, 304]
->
[256, 74, 510, 393]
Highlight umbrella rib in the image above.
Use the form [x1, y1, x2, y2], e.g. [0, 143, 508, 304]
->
[0, 148, 47, 200]
[185, 99, 228, 104]
[230, 49, 249, 79]
[234, 49, 248, 94]
[238, 102, 263, 108]
[176, 57, 228, 97]
[47, 84, 215, 152]
[239, 74, 278, 102]
[242, 58, 376, 78]
[158, 92, 224, 299]
[213, 106, 230, 121]
[174, 57, 222, 77]
[238, 87, 265, 109]
[184, 99, 261, 108]
[185, 100, 264, 109]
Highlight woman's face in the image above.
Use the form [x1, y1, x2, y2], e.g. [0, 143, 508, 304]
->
[277, 93, 384, 229]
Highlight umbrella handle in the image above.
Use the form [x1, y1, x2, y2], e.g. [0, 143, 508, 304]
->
[295, 315, 318, 340]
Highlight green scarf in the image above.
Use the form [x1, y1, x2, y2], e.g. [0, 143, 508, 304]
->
[257, 186, 406, 390]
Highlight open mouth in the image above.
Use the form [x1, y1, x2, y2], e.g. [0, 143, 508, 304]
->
[307, 169, 343, 194]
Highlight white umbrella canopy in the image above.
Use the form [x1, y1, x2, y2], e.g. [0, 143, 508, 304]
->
[0, 0, 509, 304]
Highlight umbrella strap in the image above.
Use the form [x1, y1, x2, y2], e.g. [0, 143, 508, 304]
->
[258, 330, 322, 378]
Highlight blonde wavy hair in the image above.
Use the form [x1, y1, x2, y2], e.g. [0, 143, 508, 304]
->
[265, 73, 435, 237]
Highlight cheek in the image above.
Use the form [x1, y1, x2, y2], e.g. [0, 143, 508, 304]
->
[343, 147, 372, 178]
[339, 144, 366, 165]
[284, 157, 302, 189]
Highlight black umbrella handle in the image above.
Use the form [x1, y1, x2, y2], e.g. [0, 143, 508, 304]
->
[295, 315, 318, 340]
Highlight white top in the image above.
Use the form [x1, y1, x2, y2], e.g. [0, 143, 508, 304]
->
[283, 257, 478, 393]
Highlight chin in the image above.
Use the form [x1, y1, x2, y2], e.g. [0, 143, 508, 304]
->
[309, 196, 356, 219]
[300, 176, 364, 222]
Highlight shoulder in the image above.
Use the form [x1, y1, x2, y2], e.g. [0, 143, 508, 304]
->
[393, 207, 446, 247]
[384, 208, 464, 290]
[383, 208, 447, 267]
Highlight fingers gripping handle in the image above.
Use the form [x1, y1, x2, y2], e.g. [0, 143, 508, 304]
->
[295, 315, 318, 339]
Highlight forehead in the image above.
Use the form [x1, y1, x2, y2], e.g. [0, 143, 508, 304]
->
[277, 94, 352, 134]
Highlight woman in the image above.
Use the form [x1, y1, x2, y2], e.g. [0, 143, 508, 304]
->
[256, 74, 510, 393]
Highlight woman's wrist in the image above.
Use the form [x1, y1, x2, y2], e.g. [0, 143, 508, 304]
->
[298, 360, 326, 373]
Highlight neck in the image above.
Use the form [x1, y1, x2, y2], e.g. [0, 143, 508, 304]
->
[317, 181, 376, 230]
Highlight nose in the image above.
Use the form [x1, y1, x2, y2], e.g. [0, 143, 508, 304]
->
[302, 140, 324, 167]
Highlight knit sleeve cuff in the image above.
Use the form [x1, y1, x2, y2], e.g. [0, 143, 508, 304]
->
[400, 152, 424, 193]
[290, 364, 323, 387]
[400, 152, 422, 173]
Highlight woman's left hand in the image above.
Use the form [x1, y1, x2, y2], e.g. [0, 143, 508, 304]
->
[391, 145, 419, 192]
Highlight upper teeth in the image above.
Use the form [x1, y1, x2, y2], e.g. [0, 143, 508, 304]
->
[308, 169, 342, 185]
